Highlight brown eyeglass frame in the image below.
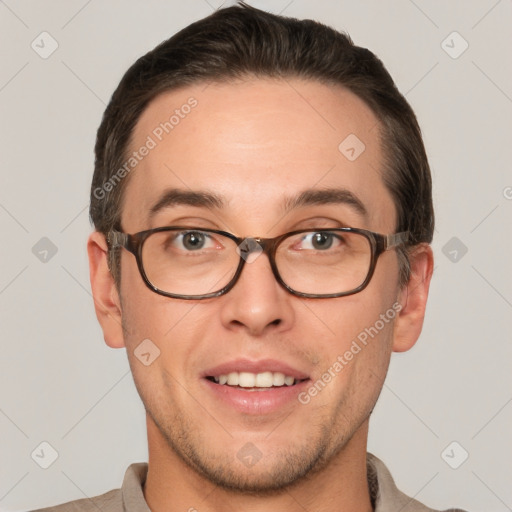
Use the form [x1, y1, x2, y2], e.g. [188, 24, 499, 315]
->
[107, 226, 409, 300]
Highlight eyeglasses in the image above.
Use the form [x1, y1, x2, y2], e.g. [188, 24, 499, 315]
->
[107, 226, 409, 300]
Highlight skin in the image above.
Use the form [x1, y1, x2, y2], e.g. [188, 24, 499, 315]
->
[88, 78, 433, 512]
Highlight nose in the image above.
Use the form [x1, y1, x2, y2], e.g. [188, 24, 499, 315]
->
[219, 250, 295, 337]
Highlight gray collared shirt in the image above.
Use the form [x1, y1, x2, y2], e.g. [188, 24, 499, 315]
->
[31, 453, 467, 512]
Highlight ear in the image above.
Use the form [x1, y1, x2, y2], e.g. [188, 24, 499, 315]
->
[392, 243, 434, 353]
[87, 231, 125, 348]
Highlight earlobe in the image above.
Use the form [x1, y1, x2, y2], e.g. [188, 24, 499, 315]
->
[87, 231, 125, 348]
[392, 244, 434, 353]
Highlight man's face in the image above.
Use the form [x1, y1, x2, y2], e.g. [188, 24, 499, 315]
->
[116, 78, 403, 491]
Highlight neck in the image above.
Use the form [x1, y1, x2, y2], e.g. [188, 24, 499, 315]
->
[143, 416, 373, 512]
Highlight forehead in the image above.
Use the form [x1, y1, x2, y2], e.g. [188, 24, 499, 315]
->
[122, 78, 396, 233]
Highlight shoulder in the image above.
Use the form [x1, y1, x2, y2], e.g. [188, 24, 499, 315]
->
[28, 488, 121, 512]
[28, 463, 148, 512]
[367, 453, 469, 512]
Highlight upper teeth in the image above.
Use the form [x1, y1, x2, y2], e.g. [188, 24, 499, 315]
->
[213, 371, 297, 387]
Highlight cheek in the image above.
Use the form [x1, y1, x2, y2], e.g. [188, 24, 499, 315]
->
[119, 296, 209, 415]
[328, 317, 395, 426]
[119, 251, 200, 339]
[119, 269, 218, 387]
[307, 291, 397, 398]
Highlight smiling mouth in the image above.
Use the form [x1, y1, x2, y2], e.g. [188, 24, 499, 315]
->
[206, 371, 308, 389]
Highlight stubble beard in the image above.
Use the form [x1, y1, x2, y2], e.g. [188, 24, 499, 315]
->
[146, 404, 345, 496]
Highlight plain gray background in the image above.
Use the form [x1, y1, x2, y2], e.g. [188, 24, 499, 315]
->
[1, 1, 511, 510]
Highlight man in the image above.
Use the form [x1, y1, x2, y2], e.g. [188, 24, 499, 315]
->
[34, 3, 467, 511]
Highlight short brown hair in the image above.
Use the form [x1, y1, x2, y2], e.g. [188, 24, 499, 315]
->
[90, 2, 434, 289]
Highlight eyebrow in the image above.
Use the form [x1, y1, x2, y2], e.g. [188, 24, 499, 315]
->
[148, 186, 368, 221]
[282, 188, 368, 219]
[148, 188, 226, 219]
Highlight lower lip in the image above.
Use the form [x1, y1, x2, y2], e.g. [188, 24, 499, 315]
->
[202, 378, 310, 415]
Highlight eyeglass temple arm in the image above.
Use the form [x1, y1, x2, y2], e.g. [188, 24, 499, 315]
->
[383, 231, 409, 250]
[106, 230, 129, 249]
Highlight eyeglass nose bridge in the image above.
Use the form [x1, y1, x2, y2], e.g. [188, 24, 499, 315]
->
[229, 236, 286, 295]
[235, 235, 283, 264]
[236, 237, 264, 261]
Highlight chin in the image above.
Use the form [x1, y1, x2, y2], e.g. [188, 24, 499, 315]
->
[156, 414, 338, 495]
[182, 449, 327, 496]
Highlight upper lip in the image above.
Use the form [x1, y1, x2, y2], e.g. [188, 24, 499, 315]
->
[202, 359, 310, 379]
